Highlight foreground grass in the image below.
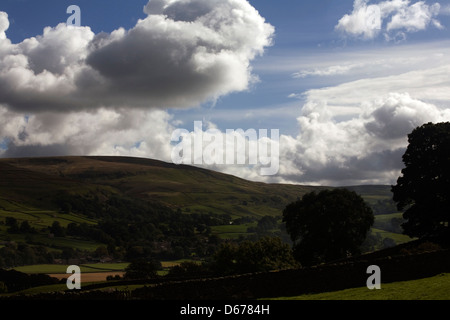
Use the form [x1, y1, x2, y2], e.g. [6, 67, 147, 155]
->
[269, 273, 450, 300]
[8, 273, 450, 300]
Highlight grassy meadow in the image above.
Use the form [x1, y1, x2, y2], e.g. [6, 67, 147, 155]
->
[270, 273, 450, 300]
[13, 262, 129, 274]
[0, 197, 102, 252]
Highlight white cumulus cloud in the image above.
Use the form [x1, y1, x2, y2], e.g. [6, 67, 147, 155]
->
[278, 92, 450, 186]
[0, 11, 9, 40]
[0, 0, 274, 161]
[336, 0, 443, 40]
[0, 0, 274, 113]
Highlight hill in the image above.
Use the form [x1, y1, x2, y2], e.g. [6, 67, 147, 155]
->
[0, 156, 325, 218]
[0, 156, 400, 217]
[0, 156, 407, 270]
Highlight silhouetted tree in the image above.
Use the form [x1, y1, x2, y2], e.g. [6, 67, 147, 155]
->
[124, 259, 161, 280]
[50, 221, 65, 237]
[5, 217, 19, 234]
[283, 189, 374, 266]
[19, 220, 36, 234]
[392, 122, 450, 239]
[61, 247, 76, 263]
[167, 261, 209, 278]
[256, 215, 278, 232]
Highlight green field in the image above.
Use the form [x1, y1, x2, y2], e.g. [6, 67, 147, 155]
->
[0, 196, 101, 252]
[211, 223, 257, 239]
[12, 260, 194, 275]
[371, 227, 412, 245]
[13, 262, 130, 274]
[0, 201, 97, 227]
[269, 273, 450, 300]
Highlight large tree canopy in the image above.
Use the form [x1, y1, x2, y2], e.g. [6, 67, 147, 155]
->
[392, 122, 450, 239]
[282, 188, 374, 267]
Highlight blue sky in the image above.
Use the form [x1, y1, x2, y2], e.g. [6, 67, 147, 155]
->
[1, 0, 450, 185]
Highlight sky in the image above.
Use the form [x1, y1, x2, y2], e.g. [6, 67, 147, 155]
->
[0, 0, 450, 186]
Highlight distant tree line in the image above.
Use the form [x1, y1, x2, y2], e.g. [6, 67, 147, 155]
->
[0, 243, 55, 268]
[4, 217, 37, 234]
[119, 237, 299, 281]
[208, 237, 299, 276]
[246, 215, 279, 234]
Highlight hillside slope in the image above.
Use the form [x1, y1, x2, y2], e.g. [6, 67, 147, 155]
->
[0, 156, 327, 218]
[0, 156, 408, 264]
